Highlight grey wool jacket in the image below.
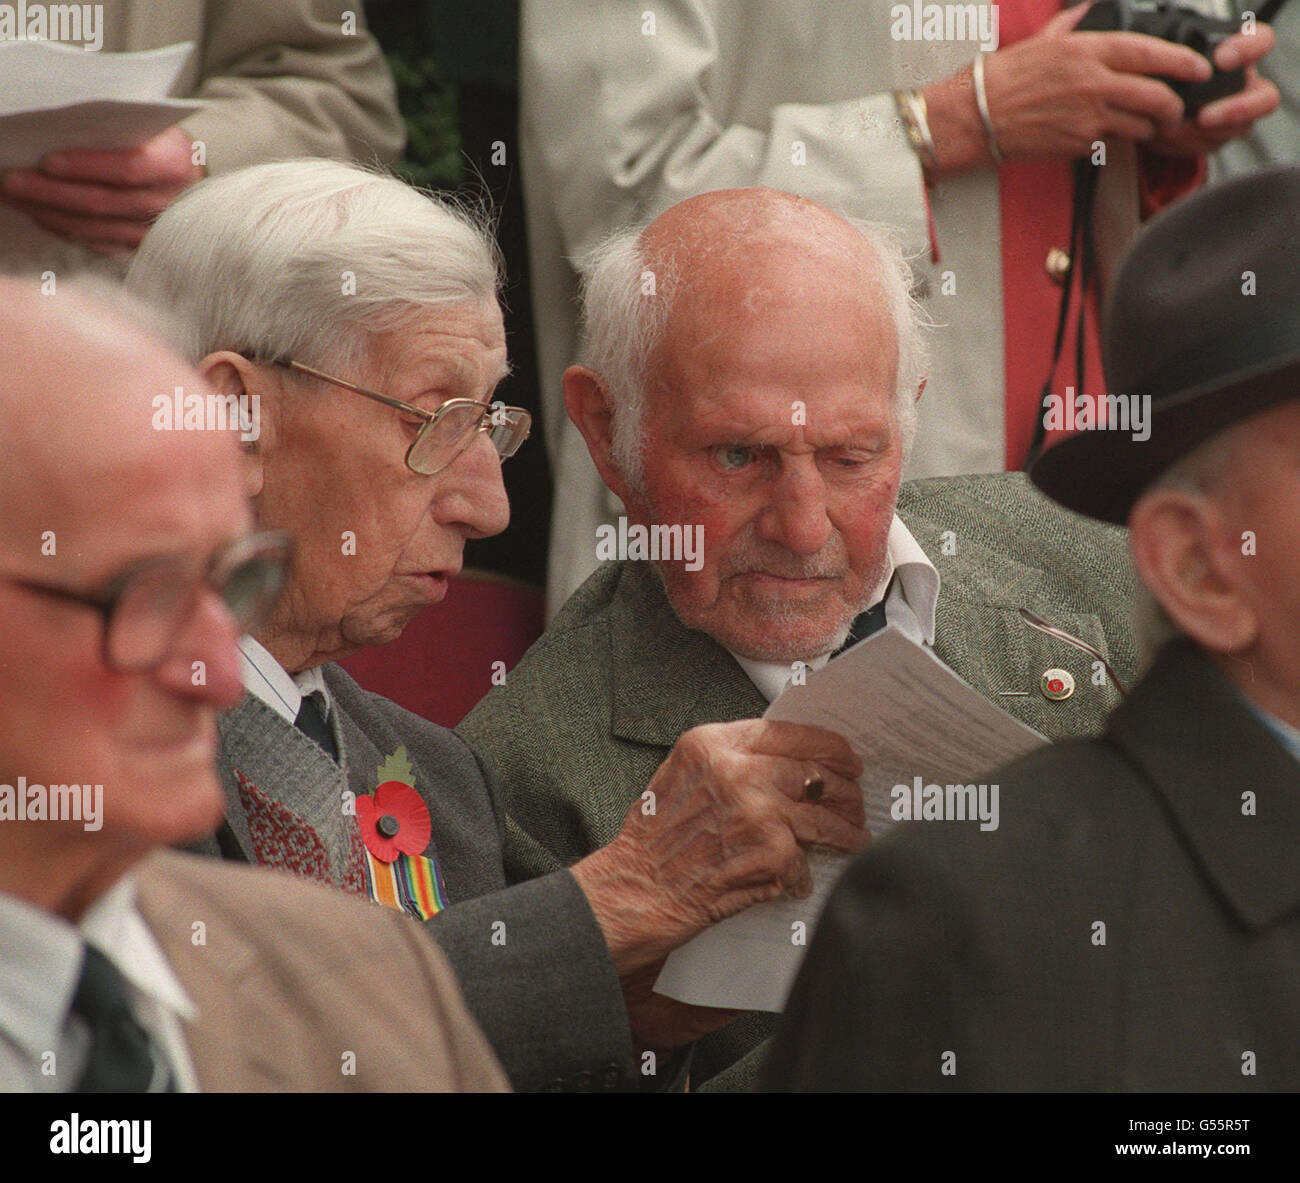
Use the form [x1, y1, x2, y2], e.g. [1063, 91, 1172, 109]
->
[457, 472, 1142, 1091]
[198, 664, 635, 1093]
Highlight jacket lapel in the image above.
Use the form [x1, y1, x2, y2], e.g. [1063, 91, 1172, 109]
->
[607, 563, 766, 749]
[933, 596, 1122, 739]
[1108, 641, 1300, 930]
[135, 860, 293, 1091]
[917, 517, 1126, 738]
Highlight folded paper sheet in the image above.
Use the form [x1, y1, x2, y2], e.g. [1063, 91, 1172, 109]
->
[0, 40, 202, 171]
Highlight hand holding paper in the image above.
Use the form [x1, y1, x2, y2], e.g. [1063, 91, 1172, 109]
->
[571, 717, 867, 981]
[654, 627, 1045, 1012]
[2, 125, 204, 255]
[0, 40, 204, 255]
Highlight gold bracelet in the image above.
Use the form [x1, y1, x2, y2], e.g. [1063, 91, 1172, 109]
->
[893, 88, 938, 175]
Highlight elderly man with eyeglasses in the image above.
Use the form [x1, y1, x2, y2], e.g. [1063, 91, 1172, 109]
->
[0, 278, 507, 1093]
[126, 160, 871, 1093]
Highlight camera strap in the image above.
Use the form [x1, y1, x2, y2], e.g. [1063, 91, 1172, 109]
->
[1024, 157, 1100, 468]
[1023, 0, 1290, 468]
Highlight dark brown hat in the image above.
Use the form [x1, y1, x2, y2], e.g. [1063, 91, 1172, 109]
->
[1030, 164, 1300, 524]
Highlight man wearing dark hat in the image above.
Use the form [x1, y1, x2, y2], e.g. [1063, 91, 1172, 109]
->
[762, 165, 1300, 1092]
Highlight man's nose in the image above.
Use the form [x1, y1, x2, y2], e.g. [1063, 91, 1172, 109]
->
[432, 429, 512, 540]
[756, 456, 833, 555]
[153, 587, 246, 708]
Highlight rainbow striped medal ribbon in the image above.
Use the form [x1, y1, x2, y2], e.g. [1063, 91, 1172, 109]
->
[357, 747, 448, 920]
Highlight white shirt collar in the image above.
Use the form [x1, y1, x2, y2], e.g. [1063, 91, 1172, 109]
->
[0, 875, 198, 1091]
[238, 635, 331, 725]
[0, 891, 81, 1063]
[879, 514, 940, 647]
[79, 877, 196, 1023]
[731, 515, 941, 704]
[1239, 692, 1300, 764]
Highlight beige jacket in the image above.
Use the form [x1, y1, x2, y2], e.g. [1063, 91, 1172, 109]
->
[136, 851, 508, 1092]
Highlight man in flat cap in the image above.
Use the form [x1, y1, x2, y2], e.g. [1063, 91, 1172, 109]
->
[764, 165, 1300, 1091]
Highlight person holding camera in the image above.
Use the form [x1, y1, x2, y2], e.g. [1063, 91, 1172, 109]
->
[923, 1, 1276, 179]
[1214, 0, 1300, 177]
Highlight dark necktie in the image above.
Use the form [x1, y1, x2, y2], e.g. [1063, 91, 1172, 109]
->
[70, 946, 165, 1093]
[832, 576, 896, 657]
[294, 693, 338, 761]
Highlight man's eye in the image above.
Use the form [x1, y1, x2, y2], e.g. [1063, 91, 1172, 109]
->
[712, 445, 756, 471]
[825, 447, 882, 470]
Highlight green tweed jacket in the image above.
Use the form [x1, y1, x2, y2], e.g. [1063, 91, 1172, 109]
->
[457, 472, 1141, 1089]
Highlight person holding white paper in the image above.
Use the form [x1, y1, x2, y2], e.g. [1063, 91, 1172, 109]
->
[0, 0, 402, 267]
[458, 186, 1143, 1089]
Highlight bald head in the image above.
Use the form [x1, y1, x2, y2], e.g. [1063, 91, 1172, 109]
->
[0, 278, 252, 917]
[0, 280, 241, 562]
[576, 187, 926, 489]
[565, 188, 924, 662]
[641, 187, 886, 294]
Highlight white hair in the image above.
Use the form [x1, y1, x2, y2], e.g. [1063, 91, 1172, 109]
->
[127, 160, 502, 372]
[576, 213, 929, 490]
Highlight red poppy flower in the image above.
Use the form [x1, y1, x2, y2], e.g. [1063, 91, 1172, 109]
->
[357, 780, 431, 863]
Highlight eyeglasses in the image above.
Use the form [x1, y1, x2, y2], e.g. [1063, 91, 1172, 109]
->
[271, 358, 531, 476]
[1, 531, 291, 673]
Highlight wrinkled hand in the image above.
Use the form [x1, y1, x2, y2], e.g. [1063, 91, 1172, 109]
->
[0, 125, 204, 258]
[571, 718, 866, 976]
[621, 957, 741, 1053]
[979, 5, 1223, 159]
[1146, 26, 1280, 157]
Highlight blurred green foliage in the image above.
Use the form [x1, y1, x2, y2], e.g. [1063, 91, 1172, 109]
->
[366, 3, 463, 190]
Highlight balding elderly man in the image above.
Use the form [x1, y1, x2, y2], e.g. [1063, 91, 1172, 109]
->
[127, 160, 869, 1092]
[458, 187, 1142, 1090]
[764, 165, 1300, 1092]
[0, 279, 505, 1092]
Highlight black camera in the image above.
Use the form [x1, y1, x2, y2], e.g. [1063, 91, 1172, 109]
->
[1076, 0, 1245, 114]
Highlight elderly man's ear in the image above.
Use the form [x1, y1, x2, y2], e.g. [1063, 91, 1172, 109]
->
[1129, 488, 1259, 656]
[563, 364, 633, 505]
[198, 351, 277, 502]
